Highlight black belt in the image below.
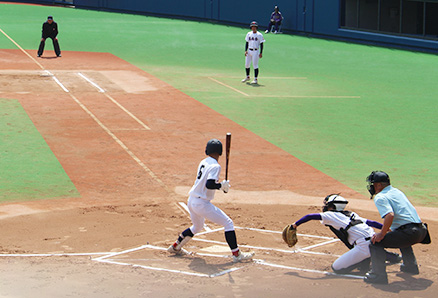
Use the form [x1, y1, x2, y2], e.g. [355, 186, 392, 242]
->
[397, 222, 424, 230]
[249, 48, 258, 51]
[365, 237, 371, 241]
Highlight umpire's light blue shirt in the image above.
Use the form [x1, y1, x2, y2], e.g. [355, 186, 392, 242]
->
[374, 185, 421, 230]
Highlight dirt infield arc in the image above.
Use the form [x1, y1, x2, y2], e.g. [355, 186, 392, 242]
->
[0, 49, 437, 297]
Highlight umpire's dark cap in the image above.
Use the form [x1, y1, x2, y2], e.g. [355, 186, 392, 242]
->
[367, 171, 390, 184]
[48, 16, 53, 20]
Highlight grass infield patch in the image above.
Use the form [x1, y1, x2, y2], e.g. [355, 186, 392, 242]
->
[0, 98, 79, 202]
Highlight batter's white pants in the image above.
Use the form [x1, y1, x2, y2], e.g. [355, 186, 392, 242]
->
[188, 196, 234, 234]
[245, 49, 260, 69]
[332, 238, 371, 271]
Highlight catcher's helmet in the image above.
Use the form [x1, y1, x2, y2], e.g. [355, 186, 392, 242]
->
[323, 194, 348, 212]
[250, 21, 258, 28]
[205, 139, 223, 156]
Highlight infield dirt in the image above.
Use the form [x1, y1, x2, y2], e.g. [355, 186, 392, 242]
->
[0, 49, 436, 297]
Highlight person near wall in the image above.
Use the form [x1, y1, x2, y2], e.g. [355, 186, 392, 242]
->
[265, 5, 283, 34]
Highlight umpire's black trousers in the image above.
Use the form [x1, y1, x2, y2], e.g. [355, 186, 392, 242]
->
[38, 37, 61, 56]
[369, 223, 427, 274]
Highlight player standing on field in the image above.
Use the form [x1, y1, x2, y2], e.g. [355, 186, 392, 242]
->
[37, 15, 61, 58]
[242, 21, 265, 85]
[168, 139, 254, 262]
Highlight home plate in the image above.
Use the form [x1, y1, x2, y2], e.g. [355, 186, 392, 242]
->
[199, 245, 231, 253]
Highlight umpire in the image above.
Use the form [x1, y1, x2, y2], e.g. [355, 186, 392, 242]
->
[364, 171, 430, 284]
[37, 16, 61, 57]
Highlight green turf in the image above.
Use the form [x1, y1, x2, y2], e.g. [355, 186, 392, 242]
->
[0, 4, 437, 206]
[0, 98, 79, 202]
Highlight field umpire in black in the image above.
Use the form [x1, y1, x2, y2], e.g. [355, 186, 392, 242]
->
[37, 15, 61, 57]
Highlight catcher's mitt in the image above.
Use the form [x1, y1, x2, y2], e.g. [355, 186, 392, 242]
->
[282, 225, 298, 247]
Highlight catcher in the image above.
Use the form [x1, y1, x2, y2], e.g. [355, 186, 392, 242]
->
[282, 194, 401, 274]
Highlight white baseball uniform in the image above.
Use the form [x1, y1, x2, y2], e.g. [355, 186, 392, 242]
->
[320, 211, 374, 271]
[245, 30, 265, 69]
[187, 156, 234, 234]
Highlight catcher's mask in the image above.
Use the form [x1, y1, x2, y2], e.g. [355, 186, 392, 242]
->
[323, 194, 348, 212]
[366, 171, 390, 199]
[205, 139, 223, 156]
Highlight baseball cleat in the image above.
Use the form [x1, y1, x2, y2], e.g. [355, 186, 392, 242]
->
[386, 252, 402, 265]
[232, 251, 254, 263]
[400, 264, 419, 275]
[251, 79, 258, 84]
[265, 30, 269, 33]
[167, 244, 190, 256]
[364, 271, 388, 284]
[241, 76, 250, 83]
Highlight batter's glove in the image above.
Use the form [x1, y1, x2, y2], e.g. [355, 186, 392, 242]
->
[282, 224, 298, 247]
[220, 180, 230, 193]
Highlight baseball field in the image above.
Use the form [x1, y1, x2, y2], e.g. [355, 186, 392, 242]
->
[0, 3, 437, 297]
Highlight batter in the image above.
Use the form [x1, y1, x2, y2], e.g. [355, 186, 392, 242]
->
[242, 21, 265, 84]
[168, 138, 254, 262]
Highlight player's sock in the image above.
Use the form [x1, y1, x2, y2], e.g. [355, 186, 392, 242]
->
[173, 228, 194, 249]
[225, 230, 239, 255]
[231, 248, 240, 257]
[177, 228, 194, 243]
[255, 68, 259, 78]
[245, 68, 250, 77]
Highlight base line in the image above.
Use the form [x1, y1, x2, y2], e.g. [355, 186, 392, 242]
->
[67, 93, 169, 192]
[77, 72, 151, 130]
[3, 29, 166, 193]
[254, 95, 361, 99]
[52, 74, 70, 93]
[0, 252, 111, 257]
[0, 28, 44, 70]
[255, 260, 364, 279]
[77, 72, 105, 92]
[208, 77, 249, 97]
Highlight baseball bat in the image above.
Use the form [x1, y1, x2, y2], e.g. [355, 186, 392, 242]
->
[225, 133, 231, 180]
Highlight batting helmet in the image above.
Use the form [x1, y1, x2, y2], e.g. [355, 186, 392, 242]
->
[205, 139, 223, 156]
[323, 194, 348, 212]
[250, 21, 258, 28]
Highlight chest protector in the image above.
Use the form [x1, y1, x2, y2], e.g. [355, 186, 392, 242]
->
[326, 211, 363, 249]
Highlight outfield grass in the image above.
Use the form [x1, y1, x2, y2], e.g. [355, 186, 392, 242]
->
[0, 3, 437, 205]
[0, 99, 79, 202]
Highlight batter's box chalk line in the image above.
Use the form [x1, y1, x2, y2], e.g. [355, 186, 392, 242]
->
[92, 244, 245, 278]
[89, 224, 358, 279]
[0, 227, 360, 279]
[89, 232, 360, 279]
